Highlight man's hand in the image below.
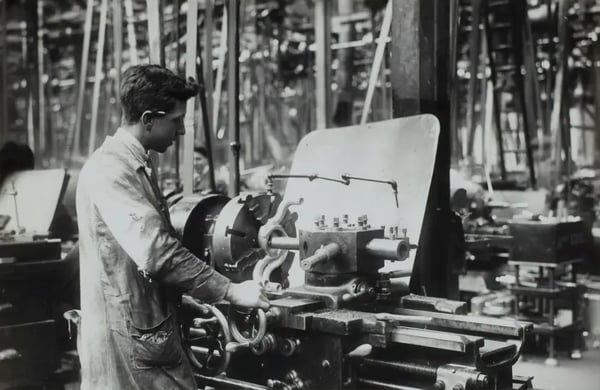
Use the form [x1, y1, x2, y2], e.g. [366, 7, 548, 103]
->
[225, 280, 270, 310]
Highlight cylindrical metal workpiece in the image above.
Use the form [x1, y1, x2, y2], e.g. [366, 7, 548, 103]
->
[269, 236, 300, 250]
[300, 242, 341, 271]
[365, 238, 409, 261]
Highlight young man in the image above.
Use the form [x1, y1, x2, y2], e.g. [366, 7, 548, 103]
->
[76, 64, 269, 389]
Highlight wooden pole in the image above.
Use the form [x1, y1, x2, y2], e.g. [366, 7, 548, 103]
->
[68, 0, 94, 161]
[124, 0, 138, 65]
[594, 40, 600, 167]
[37, 0, 46, 155]
[360, 0, 392, 125]
[204, 0, 214, 133]
[26, 0, 38, 154]
[0, 0, 7, 141]
[146, 0, 164, 176]
[227, 0, 240, 196]
[314, 0, 332, 129]
[213, 10, 227, 135]
[183, 0, 198, 196]
[466, 0, 482, 157]
[449, 0, 461, 165]
[550, 0, 569, 180]
[332, 0, 355, 126]
[88, 0, 108, 156]
[113, 0, 123, 103]
[146, 0, 164, 66]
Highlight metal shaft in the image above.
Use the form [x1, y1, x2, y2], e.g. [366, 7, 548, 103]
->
[269, 236, 300, 250]
[365, 238, 409, 261]
[300, 242, 340, 271]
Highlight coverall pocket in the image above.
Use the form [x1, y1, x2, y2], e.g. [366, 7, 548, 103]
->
[130, 315, 183, 369]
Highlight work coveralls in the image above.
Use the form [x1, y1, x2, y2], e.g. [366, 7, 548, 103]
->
[76, 128, 231, 389]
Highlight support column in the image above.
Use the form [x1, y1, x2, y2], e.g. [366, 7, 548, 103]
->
[227, 0, 240, 196]
[183, 0, 198, 196]
[203, 0, 214, 133]
[332, 0, 354, 126]
[0, 0, 7, 141]
[113, 0, 123, 103]
[315, 0, 332, 129]
[391, 0, 452, 298]
[593, 40, 600, 167]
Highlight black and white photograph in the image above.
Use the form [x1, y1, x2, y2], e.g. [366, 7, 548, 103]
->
[0, 0, 599, 389]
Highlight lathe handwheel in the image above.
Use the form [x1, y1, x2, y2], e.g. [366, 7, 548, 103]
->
[229, 308, 267, 345]
[182, 301, 231, 376]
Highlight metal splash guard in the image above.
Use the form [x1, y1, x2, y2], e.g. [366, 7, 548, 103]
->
[282, 115, 440, 284]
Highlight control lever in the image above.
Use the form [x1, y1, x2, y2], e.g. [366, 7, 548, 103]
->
[225, 340, 252, 353]
[0, 349, 20, 361]
[346, 344, 373, 358]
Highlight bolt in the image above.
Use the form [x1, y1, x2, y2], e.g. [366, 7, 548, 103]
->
[342, 214, 349, 224]
[321, 360, 330, 369]
[402, 228, 407, 237]
[476, 374, 490, 387]
[333, 217, 340, 228]
[432, 381, 445, 390]
[452, 385, 464, 390]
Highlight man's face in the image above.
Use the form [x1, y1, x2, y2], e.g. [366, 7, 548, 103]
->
[148, 100, 186, 153]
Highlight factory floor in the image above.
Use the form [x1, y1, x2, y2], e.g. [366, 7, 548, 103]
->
[514, 336, 600, 390]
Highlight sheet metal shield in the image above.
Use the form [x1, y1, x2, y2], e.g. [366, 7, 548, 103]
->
[282, 116, 439, 284]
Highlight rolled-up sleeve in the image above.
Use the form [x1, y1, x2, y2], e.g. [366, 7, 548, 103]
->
[89, 163, 230, 303]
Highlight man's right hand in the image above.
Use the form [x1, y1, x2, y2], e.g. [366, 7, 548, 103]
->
[225, 280, 270, 310]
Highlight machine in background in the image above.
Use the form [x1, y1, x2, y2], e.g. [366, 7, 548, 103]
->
[0, 169, 74, 388]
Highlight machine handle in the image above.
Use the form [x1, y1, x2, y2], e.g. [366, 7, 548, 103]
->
[0, 348, 20, 361]
[300, 243, 341, 271]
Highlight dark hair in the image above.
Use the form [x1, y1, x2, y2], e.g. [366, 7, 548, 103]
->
[120, 64, 199, 123]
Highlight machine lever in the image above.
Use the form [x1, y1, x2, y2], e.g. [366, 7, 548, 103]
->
[225, 341, 252, 353]
[346, 344, 373, 358]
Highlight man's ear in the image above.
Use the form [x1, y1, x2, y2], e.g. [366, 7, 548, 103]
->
[141, 110, 153, 127]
